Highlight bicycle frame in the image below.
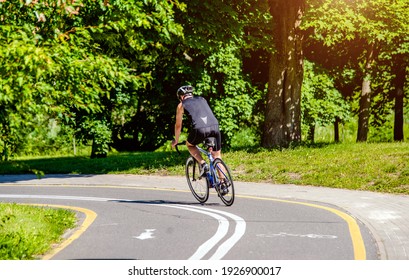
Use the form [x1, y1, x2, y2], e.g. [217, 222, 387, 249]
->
[196, 146, 219, 188]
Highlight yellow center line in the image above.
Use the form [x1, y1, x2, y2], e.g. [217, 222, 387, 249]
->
[236, 195, 367, 260]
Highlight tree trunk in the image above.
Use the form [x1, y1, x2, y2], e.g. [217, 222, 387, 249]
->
[356, 45, 374, 142]
[73, 135, 77, 156]
[357, 78, 371, 142]
[334, 117, 340, 142]
[307, 124, 315, 143]
[394, 85, 405, 142]
[392, 54, 406, 141]
[262, 0, 304, 148]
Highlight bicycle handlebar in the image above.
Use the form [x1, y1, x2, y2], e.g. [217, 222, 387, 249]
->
[174, 140, 186, 155]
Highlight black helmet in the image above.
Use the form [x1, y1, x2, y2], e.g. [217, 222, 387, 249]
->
[176, 85, 194, 99]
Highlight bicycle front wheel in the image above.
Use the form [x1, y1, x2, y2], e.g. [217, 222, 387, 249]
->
[185, 156, 210, 204]
[213, 158, 235, 206]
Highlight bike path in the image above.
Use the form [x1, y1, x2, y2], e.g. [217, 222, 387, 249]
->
[1, 174, 408, 259]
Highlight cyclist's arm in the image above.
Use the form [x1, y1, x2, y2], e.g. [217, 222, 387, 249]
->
[172, 102, 184, 147]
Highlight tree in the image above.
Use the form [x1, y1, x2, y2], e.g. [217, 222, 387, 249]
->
[262, 0, 305, 148]
[301, 61, 351, 143]
[385, 0, 409, 141]
[90, 0, 185, 152]
[303, 0, 409, 142]
[0, 0, 184, 158]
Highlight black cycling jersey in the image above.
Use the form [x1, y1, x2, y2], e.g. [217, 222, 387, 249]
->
[182, 96, 219, 129]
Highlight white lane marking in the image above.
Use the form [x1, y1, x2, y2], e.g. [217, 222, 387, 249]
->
[257, 232, 338, 239]
[181, 205, 246, 260]
[160, 204, 229, 260]
[134, 229, 156, 240]
[0, 194, 112, 201]
[0, 194, 246, 260]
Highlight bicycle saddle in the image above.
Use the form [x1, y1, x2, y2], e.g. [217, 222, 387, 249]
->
[203, 137, 216, 148]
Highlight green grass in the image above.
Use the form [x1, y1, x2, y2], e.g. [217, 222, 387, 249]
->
[1, 142, 408, 194]
[0, 203, 76, 260]
[228, 142, 409, 194]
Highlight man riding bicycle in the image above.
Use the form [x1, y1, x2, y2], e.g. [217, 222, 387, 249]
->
[171, 85, 222, 177]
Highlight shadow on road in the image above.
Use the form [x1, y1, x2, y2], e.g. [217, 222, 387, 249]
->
[113, 199, 220, 207]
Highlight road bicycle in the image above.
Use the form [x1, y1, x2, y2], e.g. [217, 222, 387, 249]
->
[175, 137, 235, 206]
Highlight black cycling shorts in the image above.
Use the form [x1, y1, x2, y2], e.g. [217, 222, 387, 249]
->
[187, 125, 221, 151]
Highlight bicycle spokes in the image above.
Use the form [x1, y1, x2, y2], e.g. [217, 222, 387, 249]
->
[213, 158, 234, 206]
[185, 156, 210, 204]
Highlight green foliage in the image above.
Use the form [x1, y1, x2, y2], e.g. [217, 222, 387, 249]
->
[169, 1, 272, 146]
[301, 61, 351, 142]
[0, 0, 184, 159]
[230, 127, 260, 149]
[0, 203, 76, 260]
[0, 0, 407, 158]
[82, 119, 112, 158]
[195, 44, 263, 145]
[303, 0, 409, 142]
[304, 0, 409, 47]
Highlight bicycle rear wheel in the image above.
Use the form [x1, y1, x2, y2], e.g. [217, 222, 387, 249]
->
[213, 158, 235, 206]
[185, 156, 210, 203]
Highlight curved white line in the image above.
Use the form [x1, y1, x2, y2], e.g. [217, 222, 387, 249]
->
[182, 205, 247, 260]
[0, 195, 246, 260]
[160, 205, 229, 260]
[0, 194, 112, 201]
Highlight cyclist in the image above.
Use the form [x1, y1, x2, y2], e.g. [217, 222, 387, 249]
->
[171, 85, 222, 177]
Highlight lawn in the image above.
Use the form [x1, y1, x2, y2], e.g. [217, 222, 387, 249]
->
[1, 142, 408, 194]
[0, 203, 76, 260]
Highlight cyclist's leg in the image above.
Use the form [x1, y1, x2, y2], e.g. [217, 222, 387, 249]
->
[210, 125, 222, 160]
[186, 128, 206, 164]
[186, 141, 205, 164]
[212, 149, 221, 159]
[210, 127, 227, 180]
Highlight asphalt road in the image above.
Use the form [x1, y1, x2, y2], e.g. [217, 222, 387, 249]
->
[0, 175, 379, 260]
